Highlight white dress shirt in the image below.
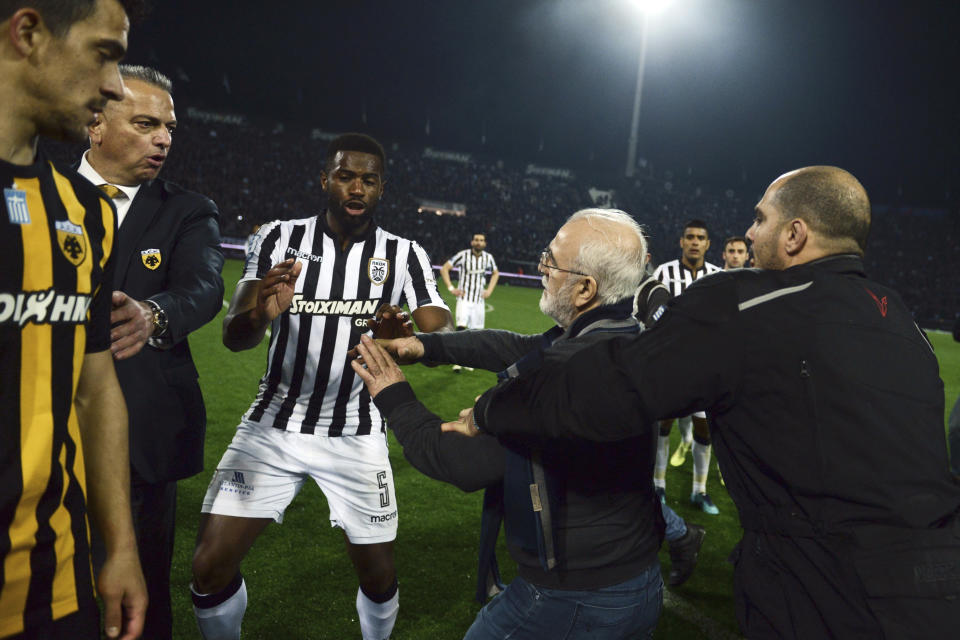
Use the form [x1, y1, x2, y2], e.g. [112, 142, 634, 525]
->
[76, 151, 141, 227]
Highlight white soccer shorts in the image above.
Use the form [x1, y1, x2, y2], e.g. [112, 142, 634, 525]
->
[455, 298, 486, 329]
[201, 421, 398, 544]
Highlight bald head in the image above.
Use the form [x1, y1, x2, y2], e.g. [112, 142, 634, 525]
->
[771, 166, 871, 255]
[563, 208, 647, 305]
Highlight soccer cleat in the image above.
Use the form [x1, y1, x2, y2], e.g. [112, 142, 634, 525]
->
[655, 487, 666, 504]
[452, 364, 462, 372]
[670, 440, 692, 467]
[668, 524, 706, 587]
[463, 366, 475, 371]
[690, 492, 720, 515]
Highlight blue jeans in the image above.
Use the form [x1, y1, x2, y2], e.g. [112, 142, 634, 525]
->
[662, 502, 687, 542]
[463, 561, 662, 640]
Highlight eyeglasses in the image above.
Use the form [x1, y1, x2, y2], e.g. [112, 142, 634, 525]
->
[539, 249, 590, 278]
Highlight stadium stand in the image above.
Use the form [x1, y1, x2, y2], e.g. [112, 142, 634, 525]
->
[44, 113, 958, 329]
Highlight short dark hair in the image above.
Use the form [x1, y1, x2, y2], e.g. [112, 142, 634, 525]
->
[724, 236, 747, 250]
[120, 64, 172, 93]
[1, 0, 148, 36]
[324, 133, 386, 173]
[773, 167, 871, 254]
[682, 219, 709, 237]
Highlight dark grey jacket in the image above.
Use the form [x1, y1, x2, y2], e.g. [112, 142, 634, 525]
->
[375, 301, 664, 591]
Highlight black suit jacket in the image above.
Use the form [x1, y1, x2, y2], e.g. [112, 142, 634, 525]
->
[113, 178, 224, 484]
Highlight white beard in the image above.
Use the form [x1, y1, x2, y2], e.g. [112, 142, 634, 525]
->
[539, 283, 576, 328]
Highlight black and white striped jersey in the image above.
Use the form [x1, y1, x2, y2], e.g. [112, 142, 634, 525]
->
[448, 249, 497, 303]
[241, 215, 448, 436]
[652, 258, 721, 297]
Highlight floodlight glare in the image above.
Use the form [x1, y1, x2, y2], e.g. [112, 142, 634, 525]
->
[632, 0, 674, 15]
[624, 0, 676, 176]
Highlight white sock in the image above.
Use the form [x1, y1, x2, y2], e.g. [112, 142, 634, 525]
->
[654, 435, 669, 489]
[678, 416, 694, 445]
[357, 585, 399, 640]
[192, 576, 247, 640]
[692, 441, 712, 495]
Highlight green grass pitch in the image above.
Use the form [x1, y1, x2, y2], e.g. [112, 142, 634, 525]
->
[168, 258, 959, 639]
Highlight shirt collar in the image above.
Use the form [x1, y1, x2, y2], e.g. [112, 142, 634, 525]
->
[800, 253, 866, 276]
[561, 298, 639, 341]
[318, 210, 379, 246]
[77, 151, 141, 202]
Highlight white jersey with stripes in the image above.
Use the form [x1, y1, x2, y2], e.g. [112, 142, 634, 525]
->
[448, 249, 498, 303]
[652, 258, 722, 297]
[241, 215, 448, 436]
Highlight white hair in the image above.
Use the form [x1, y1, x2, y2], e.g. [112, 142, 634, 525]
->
[565, 208, 647, 305]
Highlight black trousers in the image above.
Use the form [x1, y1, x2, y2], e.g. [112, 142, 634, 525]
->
[131, 478, 178, 640]
[92, 476, 178, 640]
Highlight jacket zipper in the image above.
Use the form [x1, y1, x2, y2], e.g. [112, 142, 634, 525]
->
[800, 360, 828, 513]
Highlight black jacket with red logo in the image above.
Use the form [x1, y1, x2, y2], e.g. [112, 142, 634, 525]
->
[477, 254, 960, 638]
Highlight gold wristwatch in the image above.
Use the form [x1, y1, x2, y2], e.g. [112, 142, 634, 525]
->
[145, 299, 168, 336]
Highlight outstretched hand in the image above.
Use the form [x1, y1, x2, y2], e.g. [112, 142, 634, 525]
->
[367, 303, 414, 339]
[257, 259, 302, 323]
[351, 334, 407, 398]
[376, 336, 425, 364]
[347, 304, 417, 360]
[441, 405, 481, 437]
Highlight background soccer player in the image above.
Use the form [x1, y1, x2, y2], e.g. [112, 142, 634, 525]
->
[190, 134, 452, 640]
[652, 220, 722, 514]
[441, 233, 499, 371]
[722, 236, 750, 270]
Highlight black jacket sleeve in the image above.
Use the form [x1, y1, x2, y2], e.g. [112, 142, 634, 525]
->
[418, 328, 544, 371]
[149, 194, 224, 344]
[375, 382, 505, 492]
[475, 274, 742, 442]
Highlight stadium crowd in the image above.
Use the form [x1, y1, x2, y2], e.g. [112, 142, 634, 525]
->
[45, 113, 958, 329]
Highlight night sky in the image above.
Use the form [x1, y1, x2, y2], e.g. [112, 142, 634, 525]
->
[127, 0, 958, 205]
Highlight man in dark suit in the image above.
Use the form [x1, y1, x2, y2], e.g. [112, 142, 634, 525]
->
[77, 64, 224, 640]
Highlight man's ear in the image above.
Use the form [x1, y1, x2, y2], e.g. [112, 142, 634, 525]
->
[319, 170, 328, 192]
[88, 114, 104, 145]
[8, 9, 45, 58]
[783, 218, 809, 256]
[575, 276, 598, 310]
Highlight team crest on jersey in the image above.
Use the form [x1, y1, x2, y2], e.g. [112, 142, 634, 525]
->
[367, 258, 390, 285]
[141, 248, 161, 270]
[55, 220, 86, 266]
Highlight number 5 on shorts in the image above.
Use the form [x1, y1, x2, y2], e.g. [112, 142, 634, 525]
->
[377, 470, 390, 508]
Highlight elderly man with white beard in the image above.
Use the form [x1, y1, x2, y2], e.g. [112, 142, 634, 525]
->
[350, 208, 678, 640]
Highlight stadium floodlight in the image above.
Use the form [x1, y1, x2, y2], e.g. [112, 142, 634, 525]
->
[625, 0, 676, 177]
[632, 0, 674, 15]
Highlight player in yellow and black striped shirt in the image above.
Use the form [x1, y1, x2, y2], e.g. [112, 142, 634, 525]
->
[0, 1, 147, 638]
